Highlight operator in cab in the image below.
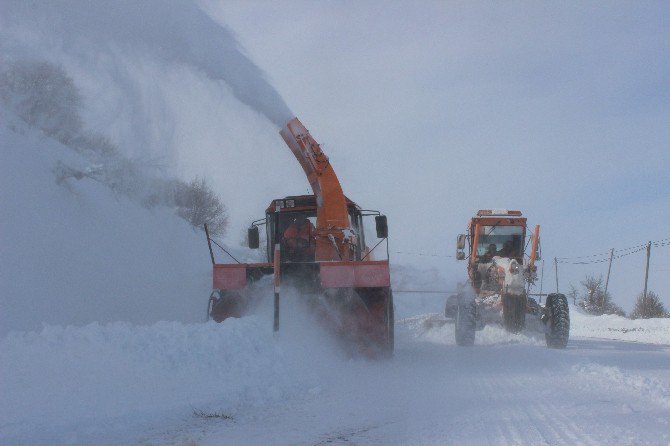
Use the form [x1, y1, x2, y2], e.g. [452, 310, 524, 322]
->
[480, 243, 497, 262]
[282, 214, 316, 262]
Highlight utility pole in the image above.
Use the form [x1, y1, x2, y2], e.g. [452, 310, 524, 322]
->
[554, 257, 559, 293]
[643, 241, 652, 316]
[603, 248, 614, 314]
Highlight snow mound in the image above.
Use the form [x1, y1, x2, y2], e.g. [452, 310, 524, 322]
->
[573, 363, 670, 408]
[0, 306, 339, 444]
[571, 307, 670, 345]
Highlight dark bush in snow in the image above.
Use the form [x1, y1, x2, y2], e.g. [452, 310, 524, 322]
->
[575, 275, 625, 316]
[174, 178, 228, 236]
[0, 61, 82, 144]
[630, 291, 668, 319]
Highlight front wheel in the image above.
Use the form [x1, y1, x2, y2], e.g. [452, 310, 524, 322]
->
[455, 294, 476, 346]
[502, 294, 526, 333]
[544, 293, 570, 349]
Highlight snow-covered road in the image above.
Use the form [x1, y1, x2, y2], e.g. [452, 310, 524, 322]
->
[2, 295, 669, 446]
[188, 320, 670, 446]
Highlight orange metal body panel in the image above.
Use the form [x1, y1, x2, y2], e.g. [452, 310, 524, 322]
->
[469, 223, 481, 270]
[212, 263, 272, 290]
[529, 224, 540, 271]
[319, 260, 391, 288]
[212, 264, 247, 290]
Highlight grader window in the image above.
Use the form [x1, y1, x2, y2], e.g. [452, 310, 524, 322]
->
[477, 225, 524, 259]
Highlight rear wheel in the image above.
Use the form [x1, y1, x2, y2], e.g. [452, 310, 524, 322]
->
[502, 294, 526, 333]
[545, 293, 570, 349]
[455, 294, 476, 346]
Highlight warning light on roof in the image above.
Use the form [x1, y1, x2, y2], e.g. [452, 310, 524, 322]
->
[477, 209, 523, 216]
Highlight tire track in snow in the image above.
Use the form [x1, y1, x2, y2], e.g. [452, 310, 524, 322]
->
[468, 361, 597, 446]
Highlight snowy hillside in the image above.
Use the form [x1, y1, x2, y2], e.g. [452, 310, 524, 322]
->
[0, 105, 216, 333]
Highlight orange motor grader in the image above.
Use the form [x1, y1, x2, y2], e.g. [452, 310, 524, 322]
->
[447, 210, 569, 348]
[206, 118, 394, 356]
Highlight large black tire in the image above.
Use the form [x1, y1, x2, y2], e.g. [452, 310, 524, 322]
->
[455, 294, 476, 346]
[502, 294, 526, 333]
[545, 293, 570, 349]
[444, 295, 458, 318]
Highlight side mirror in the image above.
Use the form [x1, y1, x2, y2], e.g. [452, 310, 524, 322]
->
[375, 215, 388, 238]
[456, 251, 465, 260]
[248, 226, 259, 249]
[456, 234, 466, 250]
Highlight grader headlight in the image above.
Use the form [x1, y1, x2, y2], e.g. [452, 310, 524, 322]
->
[509, 261, 521, 274]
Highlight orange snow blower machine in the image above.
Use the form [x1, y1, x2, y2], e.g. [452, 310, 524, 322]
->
[205, 118, 394, 356]
[446, 210, 570, 348]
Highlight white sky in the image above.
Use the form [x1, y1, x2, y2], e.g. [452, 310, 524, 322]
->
[202, 0, 670, 311]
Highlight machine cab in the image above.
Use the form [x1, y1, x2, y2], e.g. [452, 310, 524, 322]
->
[248, 195, 374, 264]
[457, 210, 528, 264]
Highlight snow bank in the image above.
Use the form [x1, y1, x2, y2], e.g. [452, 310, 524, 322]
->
[0, 319, 281, 425]
[573, 363, 670, 409]
[0, 115, 215, 334]
[0, 293, 344, 445]
[570, 307, 670, 345]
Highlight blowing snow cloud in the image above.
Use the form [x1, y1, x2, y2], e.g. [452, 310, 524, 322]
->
[1, 0, 294, 128]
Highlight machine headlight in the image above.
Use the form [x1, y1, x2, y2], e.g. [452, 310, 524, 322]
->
[509, 262, 520, 274]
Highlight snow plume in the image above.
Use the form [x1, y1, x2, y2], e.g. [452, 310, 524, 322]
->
[0, 0, 293, 129]
[0, 60, 228, 235]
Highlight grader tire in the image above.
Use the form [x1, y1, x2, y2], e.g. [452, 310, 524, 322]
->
[502, 294, 526, 333]
[455, 294, 477, 346]
[545, 293, 570, 349]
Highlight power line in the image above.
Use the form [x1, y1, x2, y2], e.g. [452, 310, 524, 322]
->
[556, 236, 668, 264]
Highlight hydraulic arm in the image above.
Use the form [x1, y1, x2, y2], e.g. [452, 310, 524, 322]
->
[280, 118, 353, 261]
